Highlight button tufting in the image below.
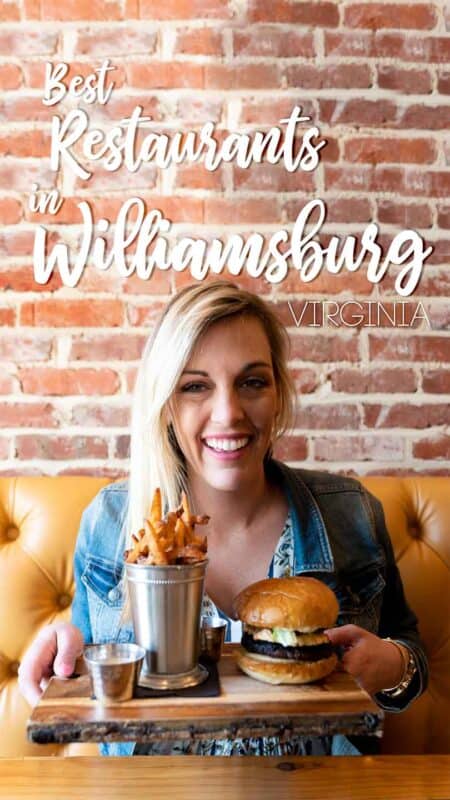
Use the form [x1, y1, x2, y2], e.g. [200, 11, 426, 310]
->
[58, 593, 72, 609]
[6, 526, 19, 541]
[9, 660, 19, 677]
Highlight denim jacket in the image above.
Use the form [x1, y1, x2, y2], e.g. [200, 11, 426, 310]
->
[71, 460, 428, 757]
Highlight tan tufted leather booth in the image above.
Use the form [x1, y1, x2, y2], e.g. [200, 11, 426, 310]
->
[0, 476, 448, 757]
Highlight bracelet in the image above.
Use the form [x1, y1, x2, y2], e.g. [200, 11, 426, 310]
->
[382, 638, 417, 697]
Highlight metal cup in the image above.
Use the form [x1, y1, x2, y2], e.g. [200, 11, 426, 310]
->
[84, 643, 145, 705]
[125, 560, 208, 690]
[200, 616, 227, 662]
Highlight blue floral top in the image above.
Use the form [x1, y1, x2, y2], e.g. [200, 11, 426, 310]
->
[134, 513, 333, 757]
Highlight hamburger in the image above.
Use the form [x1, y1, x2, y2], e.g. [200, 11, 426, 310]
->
[233, 576, 339, 685]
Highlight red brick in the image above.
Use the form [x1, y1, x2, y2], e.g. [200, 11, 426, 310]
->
[0, 63, 22, 89]
[175, 26, 224, 55]
[172, 270, 273, 296]
[437, 205, 450, 229]
[0, 265, 62, 292]
[0, 159, 55, 192]
[377, 200, 432, 228]
[0, 437, 10, 459]
[413, 434, 450, 460]
[325, 164, 374, 192]
[0, 198, 22, 224]
[404, 170, 450, 198]
[319, 98, 398, 127]
[363, 403, 449, 428]
[296, 403, 360, 430]
[273, 436, 308, 462]
[314, 434, 404, 462]
[93, 93, 163, 122]
[290, 334, 360, 362]
[233, 27, 314, 57]
[127, 303, 171, 327]
[0, 402, 59, 428]
[0, 94, 55, 123]
[20, 300, 124, 327]
[208, 63, 280, 90]
[0, 308, 15, 326]
[0, 1, 20, 20]
[344, 3, 437, 30]
[70, 334, 147, 361]
[126, 367, 138, 392]
[278, 268, 375, 296]
[284, 196, 372, 224]
[0, 30, 54, 55]
[248, 0, 339, 25]
[41, 0, 123, 20]
[19, 368, 120, 396]
[399, 104, 450, 131]
[331, 368, 418, 394]
[174, 163, 226, 191]
[285, 63, 372, 90]
[204, 197, 279, 224]
[114, 434, 130, 458]
[0, 374, 17, 394]
[175, 96, 223, 124]
[127, 62, 204, 89]
[140, 0, 232, 19]
[58, 466, 125, 478]
[239, 97, 315, 125]
[125, 0, 139, 15]
[0, 334, 52, 362]
[0, 229, 58, 258]
[74, 27, 157, 55]
[233, 163, 315, 193]
[23, 0, 40, 17]
[16, 435, 109, 459]
[376, 33, 450, 63]
[0, 129, 50, 157]
[378, 65, 432, 94]
[289, 367, 320, 395]
[425, 239, 450, 265]
[75, 163, 158, 192]
[437, 71, 450, 94]
[325, 30, 373, 56]
[344, 136, 436, 165]
[71, 404, 130, 427]
[422, 369, 450, 394]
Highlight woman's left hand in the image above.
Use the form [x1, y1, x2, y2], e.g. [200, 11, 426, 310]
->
[325, 624, 404, 696]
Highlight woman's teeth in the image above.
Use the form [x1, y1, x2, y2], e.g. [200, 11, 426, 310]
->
[204, 437, 250, 452]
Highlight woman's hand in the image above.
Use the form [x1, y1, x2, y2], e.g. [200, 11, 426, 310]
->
[18, 623, 84, 708]
[325, 624, 404, 696]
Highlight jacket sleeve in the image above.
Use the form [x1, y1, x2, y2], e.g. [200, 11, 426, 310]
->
[70, 494, 103, 646]
[365, 489, 429, 712]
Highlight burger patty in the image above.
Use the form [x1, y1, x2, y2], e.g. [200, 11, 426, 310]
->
[241, 631, 335, 662]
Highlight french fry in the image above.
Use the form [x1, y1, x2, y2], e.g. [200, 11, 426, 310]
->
[124, 488, 209, 566]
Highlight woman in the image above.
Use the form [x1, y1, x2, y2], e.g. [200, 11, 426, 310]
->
[18, 281, 428, 756]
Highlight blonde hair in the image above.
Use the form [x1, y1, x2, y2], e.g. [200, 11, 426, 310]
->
[122, 280, 296, 556]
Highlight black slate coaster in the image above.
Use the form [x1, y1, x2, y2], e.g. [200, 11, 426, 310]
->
[134, 657, 220, 698]
[91, 657, 220, 701]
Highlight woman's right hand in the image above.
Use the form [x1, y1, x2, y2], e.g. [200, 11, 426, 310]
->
[18, 623, 84, 708]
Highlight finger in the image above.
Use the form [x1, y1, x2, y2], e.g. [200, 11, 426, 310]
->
[18, 628, 58, 707]
[324, 624, 363, 648]
[53, 626, 84, 677]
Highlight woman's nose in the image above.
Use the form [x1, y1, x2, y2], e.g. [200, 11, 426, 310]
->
[210, 388, 245, 424]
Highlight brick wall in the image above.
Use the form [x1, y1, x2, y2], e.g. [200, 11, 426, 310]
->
[0, 0, 448, 477]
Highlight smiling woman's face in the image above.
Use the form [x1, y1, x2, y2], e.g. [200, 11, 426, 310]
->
[169, 315, 279, 494]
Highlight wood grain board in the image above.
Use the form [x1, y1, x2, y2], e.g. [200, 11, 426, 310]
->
[1, 757, 449, 800]
[28, 644, 383, 744]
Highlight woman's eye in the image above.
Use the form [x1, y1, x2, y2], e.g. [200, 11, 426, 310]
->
[242, 377, 268, 389]
[180, 382, 208, 393]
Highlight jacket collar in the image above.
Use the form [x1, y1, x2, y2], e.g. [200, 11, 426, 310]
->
[266, 460, 335, 573]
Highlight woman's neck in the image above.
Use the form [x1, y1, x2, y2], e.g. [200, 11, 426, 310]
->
[187, 468, 273, 537]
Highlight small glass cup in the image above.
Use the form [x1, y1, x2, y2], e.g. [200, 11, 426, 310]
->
[200, 616, 227, 662]
[84, 643, 145, 705]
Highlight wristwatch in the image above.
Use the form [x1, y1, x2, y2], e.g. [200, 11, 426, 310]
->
[382, 638, 417, 697]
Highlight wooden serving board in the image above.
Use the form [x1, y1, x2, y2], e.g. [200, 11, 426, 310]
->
[28, 644, 383, 744]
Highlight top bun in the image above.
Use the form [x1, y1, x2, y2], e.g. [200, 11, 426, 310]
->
[233, 576, 339, 632]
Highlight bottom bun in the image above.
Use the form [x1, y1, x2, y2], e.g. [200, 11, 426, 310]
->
[236, 647, 337, 685]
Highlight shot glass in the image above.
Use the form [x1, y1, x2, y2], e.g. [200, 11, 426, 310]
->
[200, 616, 227, 662]
[84, 643, 145, 705]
